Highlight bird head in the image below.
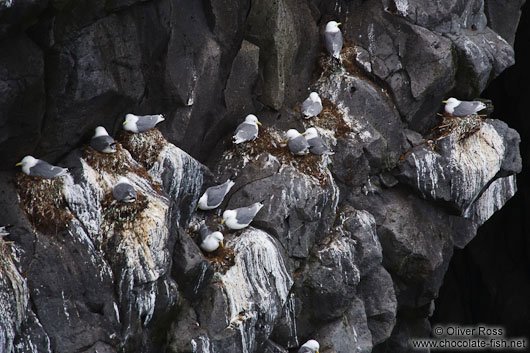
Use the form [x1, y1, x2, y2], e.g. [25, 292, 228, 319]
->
[303, 127, 319, 139]
[94, 126, 109, 137]
[16, 155, 36, 168]
[326, 21, 341, 32]
[309, 92, 321, 103]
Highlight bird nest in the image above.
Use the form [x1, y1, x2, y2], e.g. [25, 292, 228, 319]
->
[309, 99, 351, 138]
[14, 174, 73, 233]
[432, 113, 483, 141]
[118, 128, 166, 169]
[204, 246, 235, 274]
[101, 191, 149, 232]
[230, 127, 330, 186]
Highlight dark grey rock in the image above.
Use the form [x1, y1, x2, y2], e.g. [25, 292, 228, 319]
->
[484, 0, 526, 46]
[224, 40, 260, 116]
[0, 35, 44, 168]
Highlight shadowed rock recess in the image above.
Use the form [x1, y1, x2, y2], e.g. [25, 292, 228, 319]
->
[0, 0, 524, 352]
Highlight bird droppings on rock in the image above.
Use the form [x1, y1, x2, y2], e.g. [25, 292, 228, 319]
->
[14, 174, 73, 233]
[118, 128, 166, 170]
[101, 191, 149, 232]
[310, 99, 351, 138]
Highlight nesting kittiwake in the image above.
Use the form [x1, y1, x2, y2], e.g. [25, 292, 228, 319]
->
[222, 202, 264, 230]
[301, 92, 323, 119]
[123, 113, 165, 133]
[286, 129, 310, 155]
[233, 114, 262, 144]
[112, 177, 137, 202]
[197, 179, 235, 210]
[90, 126, 116, 153]
[298, 339, 319, 353]
[16, 156, 68, 178]
[443, 97, 486, 116]
[199, 223, 224, 252]
[325, 21, 343, 60]
[303, 127, 333, 155]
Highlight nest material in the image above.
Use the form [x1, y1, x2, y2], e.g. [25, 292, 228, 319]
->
[432, 113, 483, 141]
[118, 128, 166, 169]
[230, 126, 330, 186]
[14, 174, 72, 233]
[101, 191, 149, 232]
[204, 246, 235, 274]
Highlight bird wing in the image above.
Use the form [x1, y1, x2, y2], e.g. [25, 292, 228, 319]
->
[199, 224, 212, 242]
[233, 122, 258, 143]
[113, 183, 137, 201]
[32, 161, 67, 178]
[90, 135, 116, 152]
[325, 31, 343, 58]
[453, 101, 486, 116]
[234, 203, 262, 225]
[301, 97, 314, 117]
[308, 136, 331, 155]
[298, 348, 315, 353]
[136, 115, 163, 132]
[289, 135, 310, 155]
[205, 180, 233, 208]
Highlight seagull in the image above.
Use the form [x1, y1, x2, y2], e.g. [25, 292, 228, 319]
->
[16, 156, 68, 178]
[298, 339, 319, 353]
[199, 223, 224, 252]
[123, 113, 165, 133]
[233, 114, 262, 144]
[303, 128, 333, 155]
[325, 21, 343, 60]
[222, 202, 264, 230]
[90, 126, 117, 153]
[112, 177, 137, 202]
[286, 129, 310, 155]
[197, 179, 235, 210]
[443, 98, 486, 116]
[301, 92, 323, 119]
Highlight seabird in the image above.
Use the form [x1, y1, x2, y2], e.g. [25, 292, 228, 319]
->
[90, 126, 117, 153]
[233, 114, 262, 144]
[16, 156, 68, 178]
[325, 21, 343, 60]
[222, 202, 264, 230]
[301, 92, 323, 119]
[443, 97, 486, 116]
[123, 113, 165, 133]
[197, 179, 235, 210]
[286, 129, 310, 155]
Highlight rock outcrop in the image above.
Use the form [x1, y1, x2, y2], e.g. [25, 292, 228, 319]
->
[0, 0, 525, 352]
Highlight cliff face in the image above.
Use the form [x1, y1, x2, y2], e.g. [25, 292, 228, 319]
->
[0, 0, 525, 352]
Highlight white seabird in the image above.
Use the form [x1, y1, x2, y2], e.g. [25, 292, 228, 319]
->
[199, 223, 224, 252]
[303, 127, 333, 155]
[90, 126, 117, 153]
[301, 92, 323, 119]
[123, 113, 165, 133]
[16, 156, 68, 178]
[286, 129, 310, 155]
[222, 202, 264, 230]
[325, 21, 343, 60]
[112, 177, 137, 202]
[233, 114, 262, 144]
[197, 179, 235, 210]
[298, 339, 319, 353]
[443, 97, 486, 116]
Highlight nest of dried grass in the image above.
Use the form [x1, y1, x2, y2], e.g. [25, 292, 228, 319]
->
[229, 126, 330, 186]
[432, 113, 483, 141]
[204, 245, 235, 274]
[101, 191, 149, 232]
[14, 174, 72, 233]
[118, 128, 166, 169]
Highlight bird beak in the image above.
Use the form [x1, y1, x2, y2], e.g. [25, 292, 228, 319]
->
[301, 132, 306, 136]
[442, 100, 447, 103]
[337, 22, 342, 26]
[283, 139, 289, 144]
[221, 219, 225, 225]
[123, 121, 127, 125]
[257, 122, 262, 126]
[15, 162, 22, 166]
[220, 241, 224, 247]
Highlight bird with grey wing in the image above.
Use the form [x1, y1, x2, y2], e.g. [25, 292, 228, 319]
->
[301, 92, 323, 119]
[233, 114, 262, 144]
[123, 113, 165, 133]
[325, 21, 343, 60]
[90, 126, 117, 153]
[221, 202, 264, 230]
[16, 156, 68, 178]
[197, 179, 235, 210]
[303, 127, 333, 155]
[199, 222, 224, 252]
[285, 129, 310, 155]
[112, 177, 137, 203]
[443, 97, 486, 116]
[298, 339, 319, 353]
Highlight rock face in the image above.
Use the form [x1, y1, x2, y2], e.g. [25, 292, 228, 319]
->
[0, 0, 525, 353]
